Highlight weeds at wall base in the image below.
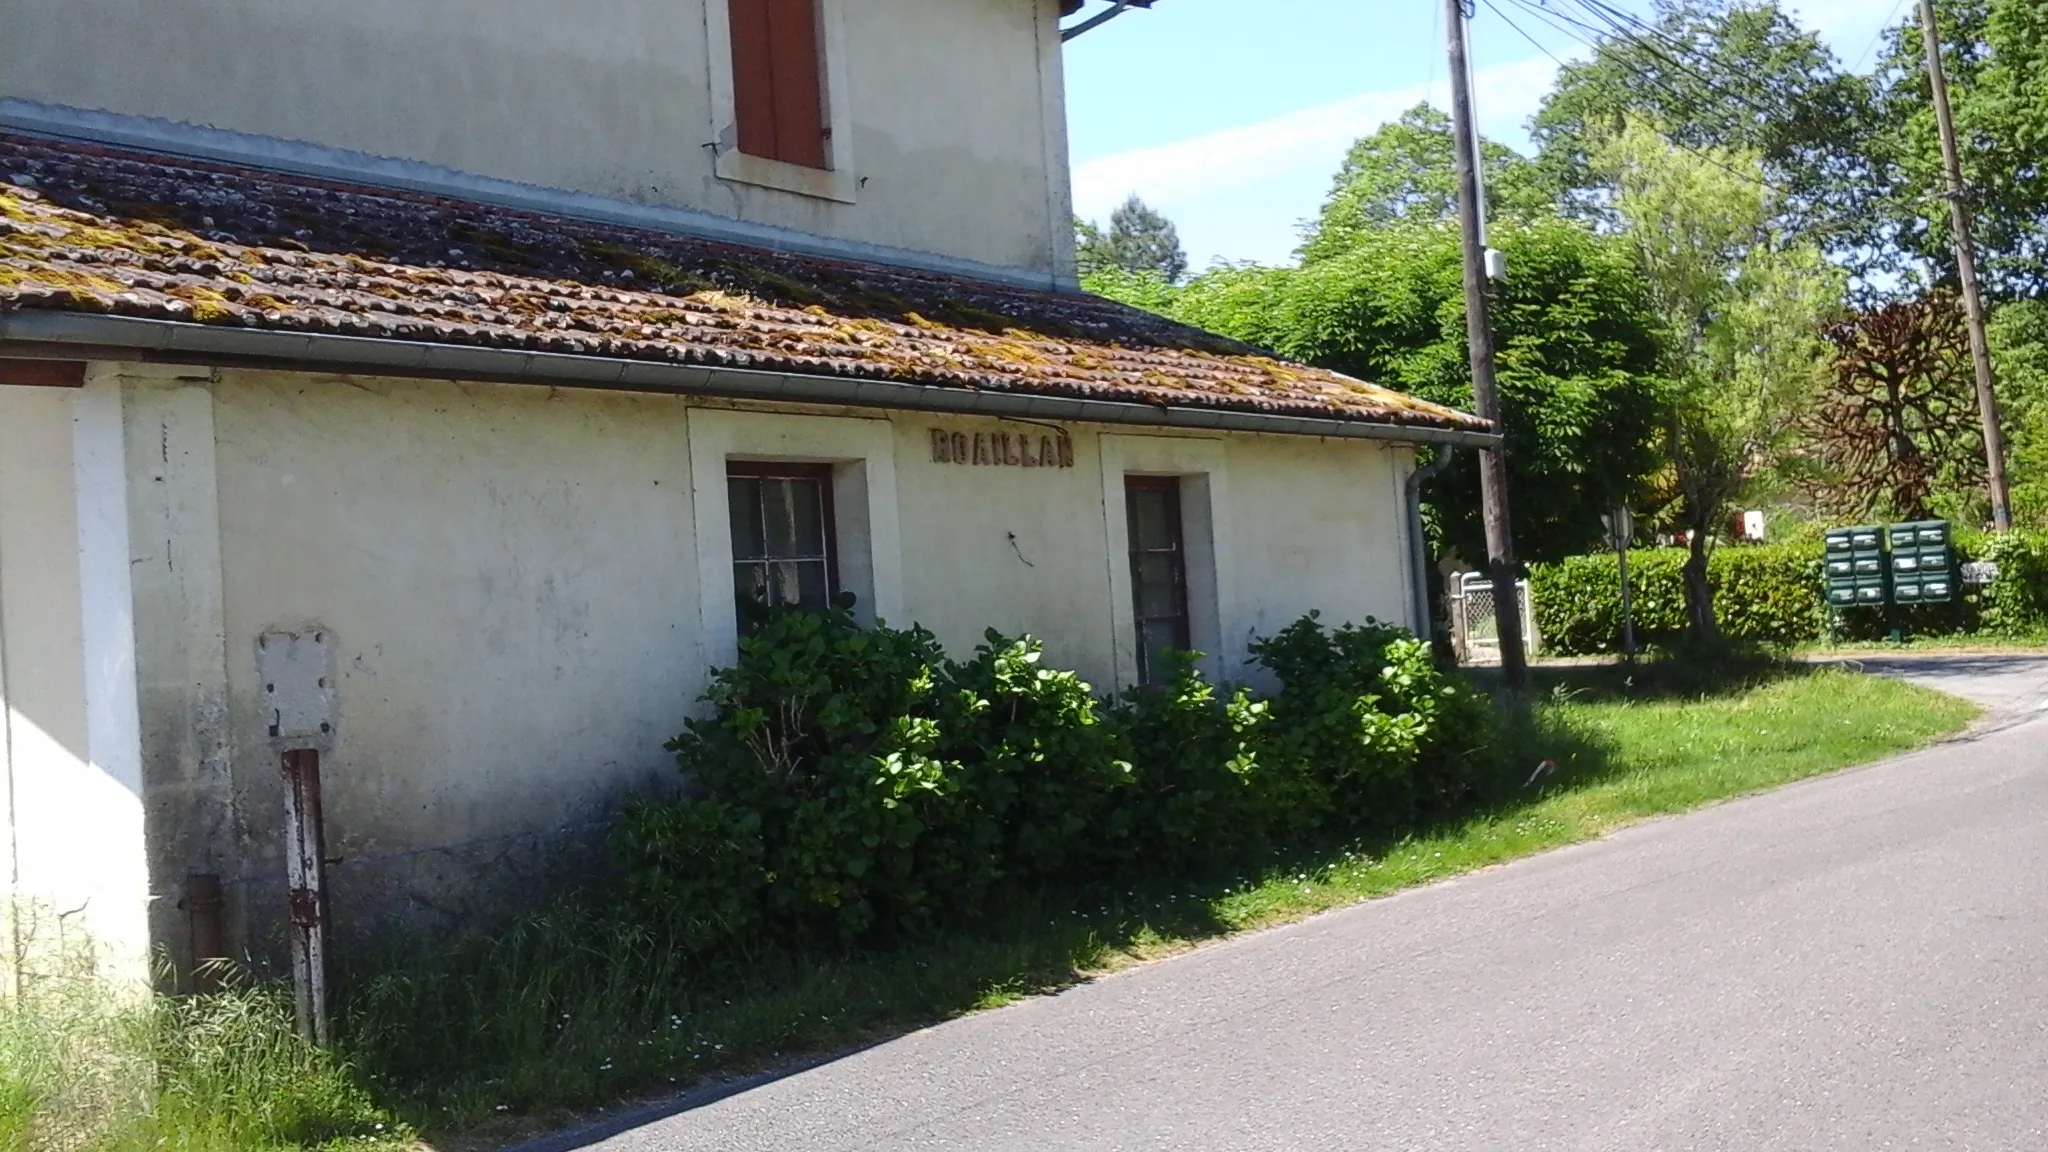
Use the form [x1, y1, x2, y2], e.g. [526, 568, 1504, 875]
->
[0, 924, 405, 1152]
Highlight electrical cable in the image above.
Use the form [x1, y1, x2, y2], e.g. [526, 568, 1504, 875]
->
[1491, 0, 1795, 197]
[1535, 0, 1805, 126]
[1853, 0, 1910, 73]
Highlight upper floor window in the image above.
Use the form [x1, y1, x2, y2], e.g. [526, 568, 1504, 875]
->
[728, 461, 838, 634]
[729, 0, 829, 170]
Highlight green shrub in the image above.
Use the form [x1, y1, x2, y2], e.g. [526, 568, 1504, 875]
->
[1249, 614, 1499, 833]
[1532, 544, 1827, 655]
[936, 632, 1133, 884]
[615, 608, 1505, 963]
[1974, 529, 2048, 636]
[639, 607, 965, 946]
[1108, 653, 1275, 871]
[613, 796, 765, 955]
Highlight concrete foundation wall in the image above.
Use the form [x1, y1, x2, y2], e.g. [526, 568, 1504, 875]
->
[0, 0, 1073, 279]
[107, 368, 1415, 966]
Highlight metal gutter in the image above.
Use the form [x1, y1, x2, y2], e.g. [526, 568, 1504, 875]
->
[0, 312, 1502, 449]
[1062, 1, 1141, 41]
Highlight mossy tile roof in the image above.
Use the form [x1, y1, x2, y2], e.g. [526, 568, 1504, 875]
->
[0, 133, 1485, 433]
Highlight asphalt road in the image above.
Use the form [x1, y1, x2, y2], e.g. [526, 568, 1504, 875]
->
[528, 655, 2048, 1152]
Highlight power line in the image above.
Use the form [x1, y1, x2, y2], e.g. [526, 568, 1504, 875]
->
[1489, 0, 1795, 198]
[1537, 0, 1806, 127]
[1478, 0, 1569, 71]
[1853, 0, 1910, 72]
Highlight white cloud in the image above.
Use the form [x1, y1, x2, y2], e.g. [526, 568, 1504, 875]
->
[1072, 54, 1567, 224]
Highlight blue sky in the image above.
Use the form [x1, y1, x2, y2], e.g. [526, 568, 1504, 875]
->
[1061, 0, 1912, 269]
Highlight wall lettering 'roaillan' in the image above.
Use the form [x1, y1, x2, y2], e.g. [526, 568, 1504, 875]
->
[929, 428, 1074, 469]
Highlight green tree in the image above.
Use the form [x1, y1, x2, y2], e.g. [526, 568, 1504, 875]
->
[1866, 0, 2048, 297]
[1150, 216, 1667, 566]
[1298, 104, 1553, 264]
[1531, 0, 1875, 256]
[1597, 120, 1841, 639]
[1990, 299, 2048, 522]
[1076, 194, 1189, 283]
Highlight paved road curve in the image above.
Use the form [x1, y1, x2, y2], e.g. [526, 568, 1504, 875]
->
[530, 655, 2048, 1152]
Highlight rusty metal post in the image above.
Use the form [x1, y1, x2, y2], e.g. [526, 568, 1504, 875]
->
[281, 749, 329, 1045]
[179, 873, 228, 993]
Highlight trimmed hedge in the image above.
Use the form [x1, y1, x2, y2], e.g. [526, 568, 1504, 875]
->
[1532, 532, 2048, 652]
[1531, 544, 1826, 655]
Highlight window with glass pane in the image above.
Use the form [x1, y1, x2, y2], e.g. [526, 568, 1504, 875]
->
[728, 462, 836, 634]
[1125, 476, 1190, 686]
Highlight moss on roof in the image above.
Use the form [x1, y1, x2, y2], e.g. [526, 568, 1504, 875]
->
[0, 134, 1486, 432]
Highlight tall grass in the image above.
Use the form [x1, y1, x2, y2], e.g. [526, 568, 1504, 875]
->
[0, 932, 404, 1152]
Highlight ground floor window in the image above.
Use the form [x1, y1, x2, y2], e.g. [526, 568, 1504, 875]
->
[728, 461, 837, 634]
[1125, 475, 1191, 685]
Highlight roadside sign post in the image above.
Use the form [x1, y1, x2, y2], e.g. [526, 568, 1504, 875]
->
[1603, 507, 1635, 660]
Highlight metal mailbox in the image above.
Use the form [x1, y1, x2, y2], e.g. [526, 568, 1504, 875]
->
[1823, 520, 1954, 610]
[1825, 525, 1887, 609]
[1886, 519, 1954, 605]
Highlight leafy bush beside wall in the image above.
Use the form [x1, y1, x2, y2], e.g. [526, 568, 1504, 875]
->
[1974, 530, 2048, 636]
[1531, 544, 1829, 654]
[614, 608, 1496, 957]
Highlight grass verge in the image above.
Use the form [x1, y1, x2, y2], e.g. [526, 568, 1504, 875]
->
[0, 956, 409, 1152]
[337, 659, 1975, 1145]
[1793, 634, 2048, 655]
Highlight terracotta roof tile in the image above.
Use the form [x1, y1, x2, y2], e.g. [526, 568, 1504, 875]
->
[0, 133, 1486, 433]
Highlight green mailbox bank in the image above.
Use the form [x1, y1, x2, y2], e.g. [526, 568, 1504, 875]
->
[1887, 520, 1954, 605]
[1824, 525, 1887, 608]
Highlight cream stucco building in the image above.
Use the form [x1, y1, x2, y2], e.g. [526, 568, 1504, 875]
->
[0, 0, 1496, 982]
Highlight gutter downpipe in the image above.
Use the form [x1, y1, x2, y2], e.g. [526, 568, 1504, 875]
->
[1406, 446, 1458, 638]
[0, 312, 1504, 450]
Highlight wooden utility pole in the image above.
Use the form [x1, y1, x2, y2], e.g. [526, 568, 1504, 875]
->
[1918, 0, 2013, 531]
[1445, 0, 1526, 688]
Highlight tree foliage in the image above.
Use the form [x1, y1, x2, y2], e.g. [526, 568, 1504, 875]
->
[1866, 0, 2048, 297]
[1078, 0, 2048, 565]
[1076, 194, 1189, 283]
[1802, 296, 1984, 521]
[1597, 119, 1840, 637]
[1298, 104, 1553, 264]
[1146, 216, 1666, 565]
[1990, 299, 2048, 524]
[1531, 0, 1875, 253]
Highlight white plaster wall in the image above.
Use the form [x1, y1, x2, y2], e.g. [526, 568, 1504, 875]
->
[112, 371, 1416, 939]
[0, 379, 149, 980]
[0, 0, 1069, 276]
[890, 415, 1124, 691]
[1218, 435, 1417, 692]
[120, 369, 238, 972]
[888, 418, 1415, 695]
[203, 373, 705, 879]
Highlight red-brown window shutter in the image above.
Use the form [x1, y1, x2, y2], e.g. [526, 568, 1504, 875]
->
[729, 0, 828, 170]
